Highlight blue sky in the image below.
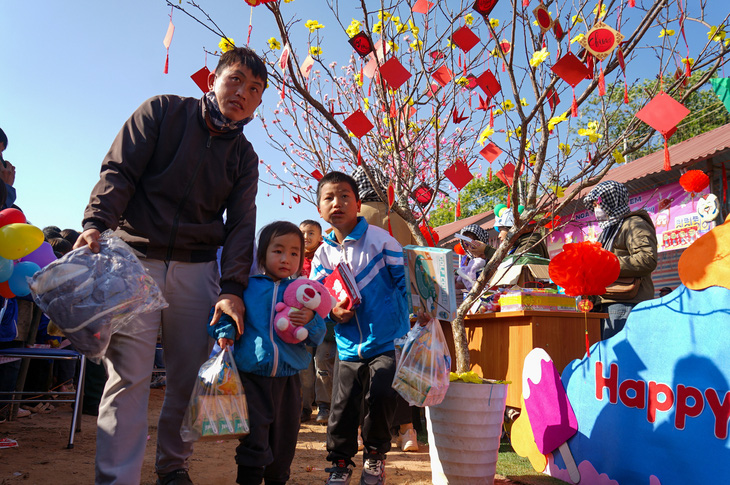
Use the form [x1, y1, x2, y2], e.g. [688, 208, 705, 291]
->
[1, 1, 726, 234]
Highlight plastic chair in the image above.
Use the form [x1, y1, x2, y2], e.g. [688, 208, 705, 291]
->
[0, 302, 86, 449]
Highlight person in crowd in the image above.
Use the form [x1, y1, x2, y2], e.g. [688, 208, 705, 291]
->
[73, 46, 265, 485]
[658, 286, 673, 298]
[43, 226, 62, 241]
[0, 128, 17, 207]
[494, 208, 549, 259]
[584, 180, 658, 340]
[298, 219, 335, 425]
[60, 229, 80, 247]
[456, 224, 496, 292]
[311, 171, 409, 485]
[48, 237, 72, 258]
[209, 221, 325, 485]
[351, 164, 420, 453]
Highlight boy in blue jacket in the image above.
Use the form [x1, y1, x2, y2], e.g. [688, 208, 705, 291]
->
[310, 172, 409, 485]
[209, 221, 325, 485]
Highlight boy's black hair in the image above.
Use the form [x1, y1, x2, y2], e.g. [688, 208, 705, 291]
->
[299, 219, 322, 232]
[0, 128, 7, 149]
[256, 221, 305, 276]
[48, 237, 73, 257]
[43, 226, 62, 241]
[316, 171, 360, 206]
[60, 228, 81, 246]
[215, 46, 268, 90]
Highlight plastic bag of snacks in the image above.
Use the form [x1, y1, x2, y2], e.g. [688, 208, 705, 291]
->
[181, 347, 249, 442]
[29, 230, 167, 362]
[392, 317, 451, 407]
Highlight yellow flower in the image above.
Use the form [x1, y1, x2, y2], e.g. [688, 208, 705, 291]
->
[659, 29, 675, 37]
[613, 149, 626, 165]
[681, 57, 695, 66]
[478, 125, 495, 145]
[449, 371, 484, 383]
[571, 33, 585, 44]
[447, 39, 457, 49]
[530, 48, 550, 67]
[354, 73, 363, 87]
[363, 97, 369, 111]
[490, 18, 500, 28]
[305, 20, 325, 33]
[218, 37, 235, 52]
[409, 19, 419, 36]
[455, 77, 469, 87]
[571, 15, 584, 23]
[309, 46, 322, 56]
[372, 21, 383, 34]
[559, 143, 571, 156]
[708, 26, 726, 42]
[548, 112, 569, 131]
[283, 0, 294, 3]
[387, 40, 399, 52]
[464, 14, 474, 26]
[346, 19, 361, 37]
[550, 185, 565, 197]
[494, 108, 504, 115]
[267, 37, 281, 50]
[502, 99, 514, 111]
[593, 3, 607, 19]
[520, 98, 529, 106]
[578, 121, 602, 143]
[378, 10, 392, 21]
[396, 21, 409, 34]
[528, 153, 537, 165]
[410, 39, 423, 50]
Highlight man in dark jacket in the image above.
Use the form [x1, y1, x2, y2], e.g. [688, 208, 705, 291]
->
[74, 47, 265, 485]
[584, 180, 658, 340]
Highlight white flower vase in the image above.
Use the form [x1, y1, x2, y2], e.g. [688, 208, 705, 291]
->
[426, 380, 509, 485]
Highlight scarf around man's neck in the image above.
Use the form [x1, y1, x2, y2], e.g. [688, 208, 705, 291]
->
[203, 92, 252, 133]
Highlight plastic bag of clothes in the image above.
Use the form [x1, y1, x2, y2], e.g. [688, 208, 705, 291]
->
[29, 231, 167, 361]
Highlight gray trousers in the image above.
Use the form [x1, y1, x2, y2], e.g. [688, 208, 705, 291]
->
[95, 259, 218, 485]
[300, 340, 336, 413]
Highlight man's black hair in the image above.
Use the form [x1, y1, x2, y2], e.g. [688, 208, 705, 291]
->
[215, 46, 268, 91]
[0, 128, 7, 149]
[256, 221, 304, 276]
[316, 171, 360, 206]
[299, 219, 322, 232]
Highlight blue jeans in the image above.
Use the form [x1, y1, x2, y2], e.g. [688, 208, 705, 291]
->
[598, 302, 635, 340]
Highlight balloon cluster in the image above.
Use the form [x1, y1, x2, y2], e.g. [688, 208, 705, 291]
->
[0, 209, 53, 298]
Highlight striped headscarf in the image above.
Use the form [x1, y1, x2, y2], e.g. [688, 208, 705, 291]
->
[583, 180, 631, 251]
[460, 224, 490, 244]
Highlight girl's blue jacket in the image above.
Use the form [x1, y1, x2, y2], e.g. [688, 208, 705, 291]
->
[208, 274, 326, 377]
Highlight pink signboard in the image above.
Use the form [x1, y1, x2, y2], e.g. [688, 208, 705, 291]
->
[547, 181, 716, 257]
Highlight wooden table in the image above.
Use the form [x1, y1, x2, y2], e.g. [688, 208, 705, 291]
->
[441, 310, 606, 408]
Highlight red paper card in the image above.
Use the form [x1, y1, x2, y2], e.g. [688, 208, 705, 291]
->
[473, 0, 498, 17]
[444, 159, 474, 191]
[578, 21, 624, 61]
[413, 184, 434, 205]
[452, 25, 481, 53]
[635, 92, 690, 135]
[480, 143, 503, 162]
[475, 70, 501, 98]
[412, 0, 434, 14]
[379, 57, 412, 90]
[551, 52, 591, 87]
[311, 169, 324, 181]
[547, 88, 560, 110]
[191, 66, 211, 93]
[349, 32, 374, 58]
[343, 110, 374, 138]
[300, 55, 315, 79]
[432, 65, 453, 87]
[495, 162, 516, 187]
[533, 4, 553, 33]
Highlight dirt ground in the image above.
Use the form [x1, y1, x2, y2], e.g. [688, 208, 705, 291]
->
[0, 389, 519, 484]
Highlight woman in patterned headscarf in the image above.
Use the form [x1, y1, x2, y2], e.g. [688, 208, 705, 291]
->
[584, 180, 658, 340]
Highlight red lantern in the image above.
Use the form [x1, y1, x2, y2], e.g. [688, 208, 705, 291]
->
[420, 224, 440, 247]
[679, 170, 710, 194]
[548, 241, 620, 297]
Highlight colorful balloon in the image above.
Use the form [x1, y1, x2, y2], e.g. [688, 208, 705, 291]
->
[0, 208, 26, 228]
[0, 223, 44, 260]
[20, 241, 57, 269]
[8, 261, 40, 297]
[0, 257, 12, 283]
[0, 280, 14, 299]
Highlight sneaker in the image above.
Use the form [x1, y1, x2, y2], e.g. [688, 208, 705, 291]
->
[16, 408, 31, 418]
[156, 469, 193, 485]
[316, 407, 330, 424]
[150, 375, 167, 389]
[357, 427, 364, 451]
[397, 428, 418, 452]
[325, 460, 353, 485]
[360, 453, 386, 485]
[301, 409, 313, 423]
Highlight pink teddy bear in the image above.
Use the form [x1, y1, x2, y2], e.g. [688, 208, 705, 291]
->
[274, 278, 336, 344]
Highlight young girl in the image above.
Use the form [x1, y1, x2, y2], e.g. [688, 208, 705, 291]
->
[208, 221, 326, 485]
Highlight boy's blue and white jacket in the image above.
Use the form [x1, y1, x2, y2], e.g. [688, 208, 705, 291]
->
[208, 274, 325, 377]
[311, 217, 409, 362]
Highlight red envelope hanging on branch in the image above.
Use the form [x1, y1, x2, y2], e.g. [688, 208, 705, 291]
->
[343, 110, 374, 138]
[379, 57, 412, 90]
[577, 22, 624, 61]
[635, 92, 690, 171]
[451, 25, 481, 53]
[444, 159, 474, 191]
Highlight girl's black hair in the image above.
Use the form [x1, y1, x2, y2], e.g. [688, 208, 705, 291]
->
[256, 221, 305, 276]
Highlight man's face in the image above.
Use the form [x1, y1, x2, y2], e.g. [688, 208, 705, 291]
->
[207, 62, 264, 122]
[300, 224, 322, 252]
[317, 182, 361, 230]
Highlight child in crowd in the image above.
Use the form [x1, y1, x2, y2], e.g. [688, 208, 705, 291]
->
[298, 219, 336, 425]
[311, 172, 409, 485]
[209, 221, 326, 485]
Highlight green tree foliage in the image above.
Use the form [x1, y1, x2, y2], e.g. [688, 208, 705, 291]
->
[429, 176, 507, 227]
[582, 70, 730, 160]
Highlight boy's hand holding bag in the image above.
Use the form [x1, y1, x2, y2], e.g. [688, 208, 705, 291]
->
[181, 346, 250, 442]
